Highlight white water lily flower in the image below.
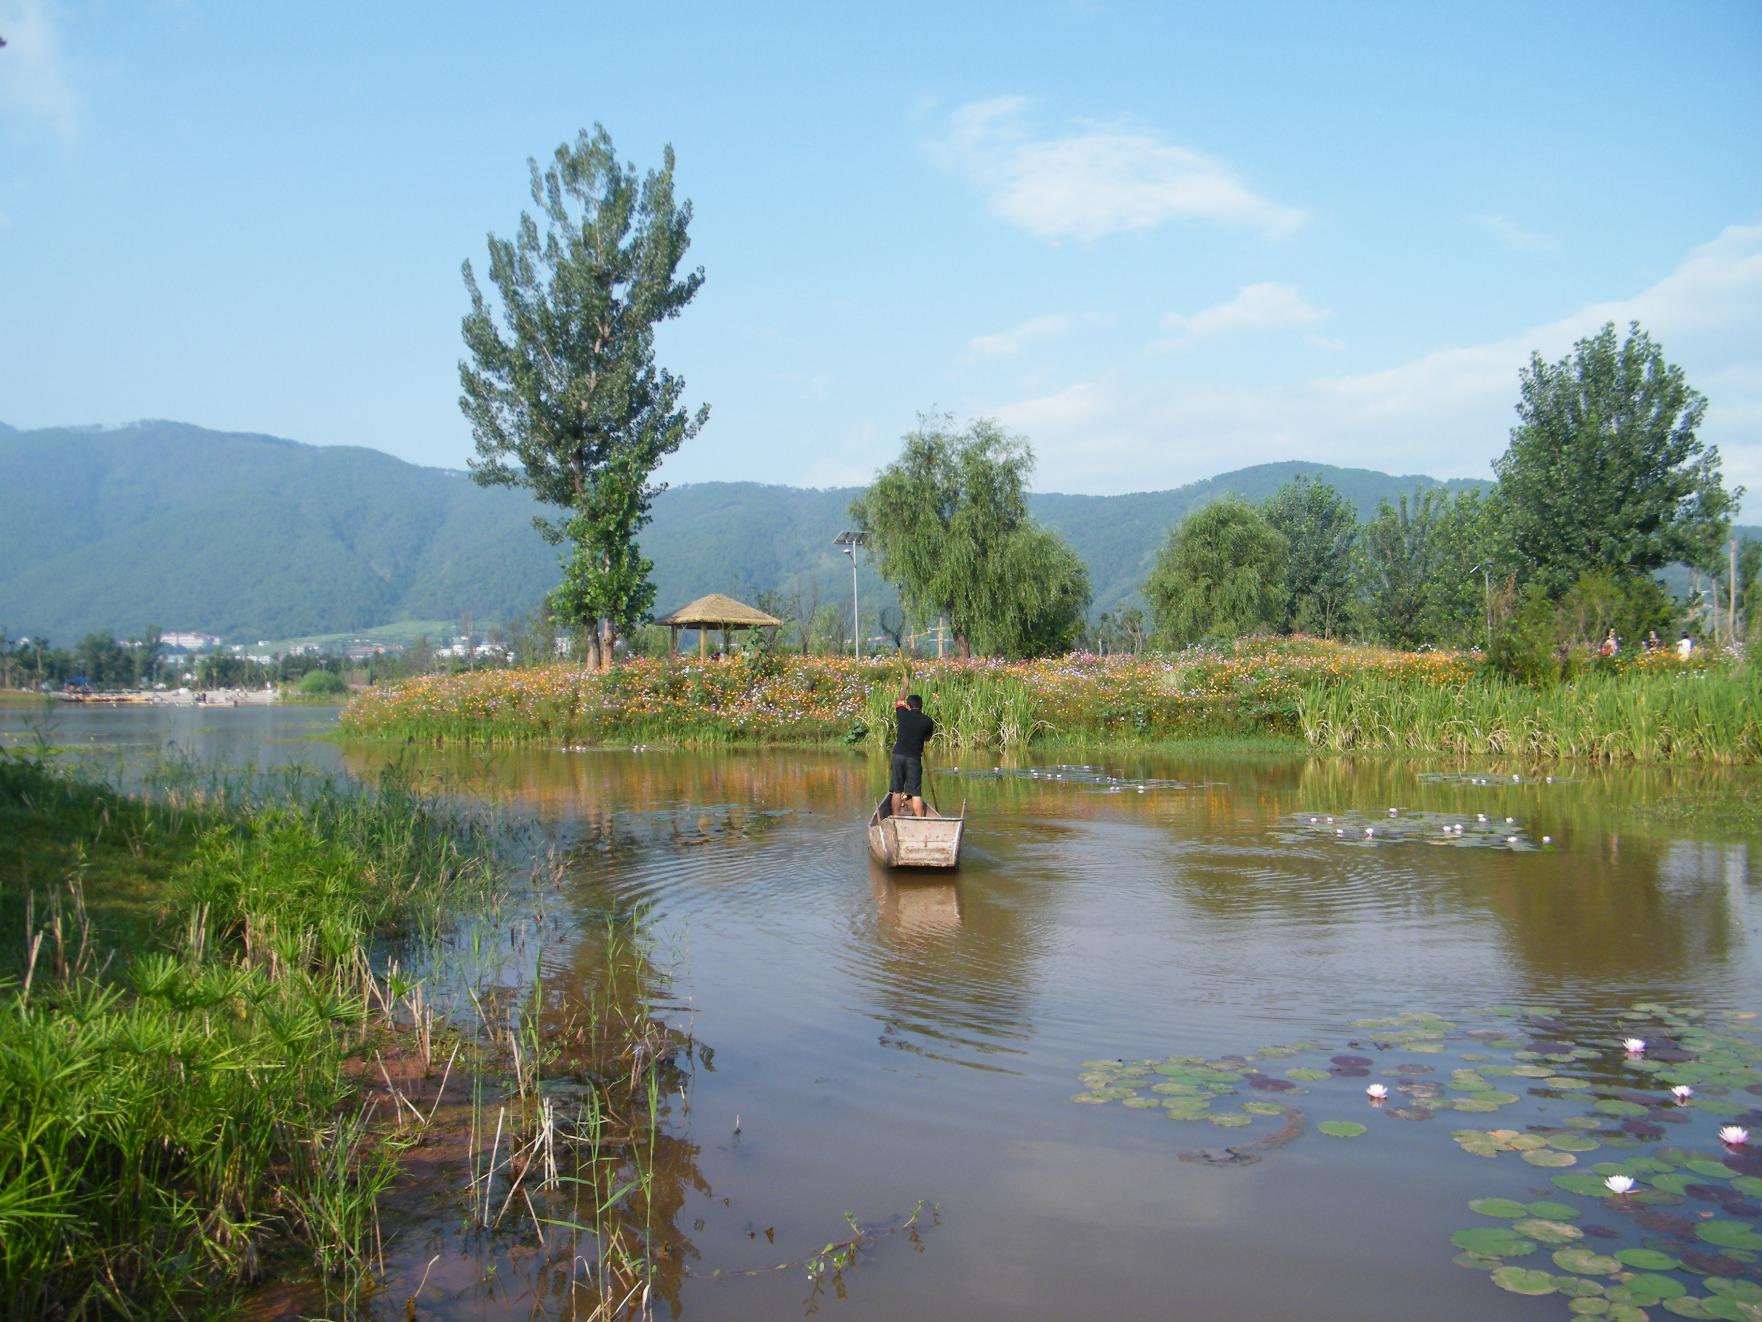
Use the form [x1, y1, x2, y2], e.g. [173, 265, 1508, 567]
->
[1365, 1083, 1389, 1101]
[1603, 1175, 1636, 1195]
[1623, 1038, 1646, 1055]
[1671, 1085, 1694, 1103]
[1720, 1126, 1750, 1146]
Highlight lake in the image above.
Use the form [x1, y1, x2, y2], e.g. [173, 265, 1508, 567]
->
[11, 702, 1762, 1321]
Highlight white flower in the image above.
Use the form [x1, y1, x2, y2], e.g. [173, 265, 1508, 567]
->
[1603, 1175, 1636, 1195]
[1671, 1085, 1694, 1104]
[1365, 1084, 1389, 1102]
[1623, 1038, 1646, 1055]
[1720, 1126, 1750, 1146]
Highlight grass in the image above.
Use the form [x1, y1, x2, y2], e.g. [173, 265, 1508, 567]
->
[341, 639, 1760, 764]
[0, 750, 497, 1317]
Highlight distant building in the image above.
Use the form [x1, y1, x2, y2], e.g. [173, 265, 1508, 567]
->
[161, 631, 221, 650]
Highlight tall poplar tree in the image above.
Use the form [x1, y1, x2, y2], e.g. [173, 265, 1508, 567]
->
[460, 126, 708, 669]
[1494, 322, 1733, 596]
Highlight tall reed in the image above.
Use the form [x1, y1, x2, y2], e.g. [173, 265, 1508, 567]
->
[0, 752, 497, 1317]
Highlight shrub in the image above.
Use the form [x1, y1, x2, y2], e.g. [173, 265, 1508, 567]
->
[297, 669, 347, 696]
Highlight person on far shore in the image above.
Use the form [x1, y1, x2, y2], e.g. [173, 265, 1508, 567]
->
[1644, 630, 1661, 653]
[1600, 628, 1619, 658]
[890, 677, 935, 818]
[1677, 631, 1695, 658]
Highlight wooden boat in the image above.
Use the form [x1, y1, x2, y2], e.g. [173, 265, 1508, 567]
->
[867, 794, 966, 869]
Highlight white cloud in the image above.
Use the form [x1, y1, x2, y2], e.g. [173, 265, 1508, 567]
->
[1471, 212, 1556, 252]
[0, 0, 80, 141]
[927, 97, 1306, 242]
[968, 313, 1072, 358]
[1156, 282, 1328, 349]
[990, 223, 1762, 517]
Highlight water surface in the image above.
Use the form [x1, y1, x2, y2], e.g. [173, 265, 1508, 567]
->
[13, 704, 1761, 1320]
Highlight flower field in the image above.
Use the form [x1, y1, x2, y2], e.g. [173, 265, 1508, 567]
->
[340, 640, 1760, 763]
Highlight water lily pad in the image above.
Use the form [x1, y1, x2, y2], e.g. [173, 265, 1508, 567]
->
[1070, 1092, 1110, 1103]
[1654, 1171, 1714, 1194]
[1698, 1221, 1762, 1251]
[1553, 1247, 1622, 1275]
[1548, 1133, 1604, 1152]
[1208, 1113, 1252, 1128]
[1319, 1120, 1368, 1138]
[1569, 1298, 1611, 1316]
[1659, 1297, 1710, 1319]
[1524, 1149, 1580, 1168]
[1121, 1096, 1161, 1109]
[1617, 1248, 1684, 1271]
[1705, 1280, 1762, 1303]
[1684, 1159, 1735, 1180]
[1558, 1276, 1608, 1299]
[1548, 1077, 1596, 1090]
[1514, 1217, 1583, 1245]
[1625, 1273, 1687, 1303]
[1730, 1175, 1762, 1198]
[1596, 1099, 1651, 1117]
[1450, 1096, 1508, 1113]
[1242, 1101, 1285, 1116]
[1453, 1226, 1538, 1257]
[1287, 1067, 1331, 1082]
[1469, 1198, 1531, 1219]
[1528, 1200, 1582, 1221]
[1490, 1266, 1558, 1296]
[1555, 1173, 1619, 1196]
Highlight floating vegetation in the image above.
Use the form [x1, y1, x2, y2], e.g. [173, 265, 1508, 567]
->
[1282, 807, 1545, 849]
[1068, 1001, 1762, 1320]
[942, 763, 1210, 795]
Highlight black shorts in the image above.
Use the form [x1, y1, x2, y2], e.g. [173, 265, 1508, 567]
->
[889, 753, 923, 797]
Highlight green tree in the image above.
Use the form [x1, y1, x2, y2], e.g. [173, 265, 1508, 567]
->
[460, 125, 708, 670]
[851, 417, 1090, 658]
[1144, 497, 1287, 646]
[1262, 475, 1358, 638]
[1355, 489, 1504, 649]
[1494, 322, 1736, 595]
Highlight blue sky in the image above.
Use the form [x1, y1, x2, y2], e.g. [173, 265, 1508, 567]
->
[3, 1, 1759, 514]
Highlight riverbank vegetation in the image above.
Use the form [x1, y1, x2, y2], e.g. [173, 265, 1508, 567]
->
[0, 752, 497, 1315]
[340, 637, 1759, 763]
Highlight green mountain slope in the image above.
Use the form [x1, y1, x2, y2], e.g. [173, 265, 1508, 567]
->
[7, 420, 1732, 642]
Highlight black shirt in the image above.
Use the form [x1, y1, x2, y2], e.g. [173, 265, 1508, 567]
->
[893, 707, 934, 758]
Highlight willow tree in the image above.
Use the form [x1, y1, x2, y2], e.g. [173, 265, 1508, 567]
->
[851, 417, 1089, 658]
[1145, 497, 1287, 646]
[460, 126, 708, 669]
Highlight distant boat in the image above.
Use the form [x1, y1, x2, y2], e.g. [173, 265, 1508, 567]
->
[867, 794, 965, 869]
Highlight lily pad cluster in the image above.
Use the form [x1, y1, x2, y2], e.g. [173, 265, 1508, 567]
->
[950, 763, 1204, 794]
[1070, 1003, 1762, 1320]
[1283, 807, 1545, 849]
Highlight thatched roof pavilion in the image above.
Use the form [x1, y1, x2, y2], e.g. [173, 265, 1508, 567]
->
[654, 593, 782, 657]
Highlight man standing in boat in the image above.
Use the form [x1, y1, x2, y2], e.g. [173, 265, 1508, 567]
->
[891, 677, 935, 818]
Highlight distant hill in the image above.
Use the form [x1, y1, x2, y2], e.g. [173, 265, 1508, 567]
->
[6, 419, 1729, 643]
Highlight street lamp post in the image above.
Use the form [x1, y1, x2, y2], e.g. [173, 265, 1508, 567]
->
[834, 531, 865, 659]
[1467, 563, 1492, 650]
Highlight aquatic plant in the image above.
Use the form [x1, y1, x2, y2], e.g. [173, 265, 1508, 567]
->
[0, 752, 500, 1316]
[1720, 1125, 1750, 1146]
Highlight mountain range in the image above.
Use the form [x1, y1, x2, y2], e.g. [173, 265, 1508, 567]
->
[0, 419, 1517, 642]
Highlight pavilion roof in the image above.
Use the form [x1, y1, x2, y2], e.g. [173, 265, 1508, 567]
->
[654, 593, 782, 628]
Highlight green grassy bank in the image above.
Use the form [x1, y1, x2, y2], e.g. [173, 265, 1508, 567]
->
[0, 753, 494, 1316]
[340, 640, 1761, 764]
